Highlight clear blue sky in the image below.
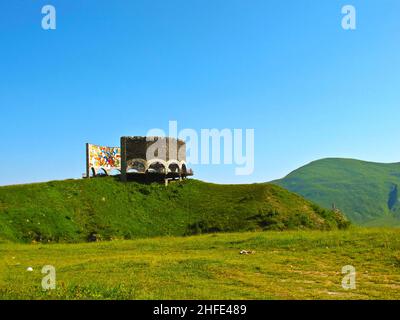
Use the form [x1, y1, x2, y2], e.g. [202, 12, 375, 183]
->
[1, 0, 399, 185]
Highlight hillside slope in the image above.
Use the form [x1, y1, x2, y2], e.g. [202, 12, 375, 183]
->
[0, 178, 348, 243]
[273, 158, 400, 225]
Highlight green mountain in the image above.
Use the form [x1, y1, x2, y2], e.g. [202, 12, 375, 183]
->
[0, 178, 348, 243]
[273, 158, 400, 226]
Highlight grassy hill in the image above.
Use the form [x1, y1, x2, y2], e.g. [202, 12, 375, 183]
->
[273, 158, 400, 226]
[1, 228, 400, 299]
[0, 178, 348, 243]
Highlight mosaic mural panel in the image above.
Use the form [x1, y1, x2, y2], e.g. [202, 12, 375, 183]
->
[87, 144, 121, 172]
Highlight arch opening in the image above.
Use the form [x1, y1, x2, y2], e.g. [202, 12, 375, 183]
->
[109, 168, 121, 176]
[89, 167, 96, 177]
[168, 163, 180, 173]
[181, 163, 187, 175]
[128, 160, 146, 173]
[96, 168, 108, 176]
[146, 162, 166, 174]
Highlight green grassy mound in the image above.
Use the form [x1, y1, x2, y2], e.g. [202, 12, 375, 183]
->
[273, 158, 400, 226]
[0, 178, 348, 243]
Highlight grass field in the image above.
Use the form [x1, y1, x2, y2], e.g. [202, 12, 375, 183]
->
[1, 228, 399, 300]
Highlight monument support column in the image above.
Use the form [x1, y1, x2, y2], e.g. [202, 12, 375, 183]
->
[121, 137, 127, 182]
[85, 143, 90, 179]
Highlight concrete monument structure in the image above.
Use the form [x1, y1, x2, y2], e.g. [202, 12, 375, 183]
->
[120, 136, 192, 183]
[85, 137, 193, 185]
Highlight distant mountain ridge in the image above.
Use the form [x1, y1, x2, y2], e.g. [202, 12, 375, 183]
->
[272, 158, 400, 226]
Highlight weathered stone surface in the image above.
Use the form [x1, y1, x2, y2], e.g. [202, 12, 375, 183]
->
[120, 136, 189, 181]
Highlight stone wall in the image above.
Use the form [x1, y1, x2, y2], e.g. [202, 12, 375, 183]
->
[120, 136, 187, 180]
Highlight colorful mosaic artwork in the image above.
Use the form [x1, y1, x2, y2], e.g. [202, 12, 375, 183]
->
[88, 144, 121, 171]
